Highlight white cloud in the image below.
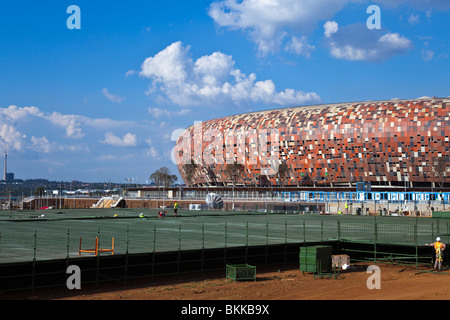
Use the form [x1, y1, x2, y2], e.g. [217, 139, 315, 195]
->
[44, 112, 136, 141]
[97, 154, 117, 162]
[194, 52, 235, 85]
[148, 107, 191, 119]
[0, 105, 46, 151]
[285, 36, 315, 57]
[1, 105, 43, 121]
[379, 33, 413, 49]
[125, 70, 136, 77]
[408, 13, 421, 25]
[209, 0, 349, 55]
[146, 146, 160, 159]
[46, 112, 85, 139]
[84, 117, 136, 130]
[31, 136, 51, 153]
[209, 0, 448, 59]
[324, 21, 339, 38]
[148, 107, 172, 119]
[140, 41, 320, 107]
[101, 88, 125, 104]
[140, 42, 191, 83]
[323, 22, 413, 61]
[101, 132, 138, 147]
[0, 105, 146, 156]
[421, 49, 435, 61]
[0, 107, 63, 153]
[144, 139, 161, 160]
[0, 123, 24, 151]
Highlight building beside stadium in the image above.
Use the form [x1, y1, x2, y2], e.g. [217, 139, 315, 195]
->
[174, 97, 450, 189]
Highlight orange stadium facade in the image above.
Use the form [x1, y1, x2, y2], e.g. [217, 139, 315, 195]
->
[173, 97, 450, 188]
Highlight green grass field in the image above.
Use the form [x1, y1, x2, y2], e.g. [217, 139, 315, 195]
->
[0, 208, 447, 263]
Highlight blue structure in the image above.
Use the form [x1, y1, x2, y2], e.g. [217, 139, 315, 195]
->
[278, 190, 450, 205]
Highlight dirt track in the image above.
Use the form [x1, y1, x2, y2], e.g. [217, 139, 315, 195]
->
[5, 263, 450, 301]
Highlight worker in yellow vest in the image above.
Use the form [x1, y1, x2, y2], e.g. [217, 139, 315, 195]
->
[345, 202, 348, 214]
[428, 237, 446, 271]
[173, 201, 179, 217]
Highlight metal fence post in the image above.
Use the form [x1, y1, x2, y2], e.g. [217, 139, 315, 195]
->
[321, 220, 324, 243]
[153, 225, 156, 253]
[285, 221, 288, 244]
[447, 219, 450, 249]
[152, 225, 156, 280]
[178, 224, 181, 274]
[431, 221, 435, 243]
[123, 226, 129, 284]
[178, 224, 182, 251]
[66, 229, 70, 260]
[126, 226, 129, 254]
[32, 230, 37, 293]
[447, 220, 450, 266]
[202, 223, 205, 250]
[284, 220, 288, 264]
[266, 222, 269, 267]
[201, 224, 205, 274]
[224, 223, 228, 265]
[374, 216, 378, 264]
[96, 227, 100, 285]
[337, 220, 340, 242]
[33, 230, 37, 262]
[224, 222, 228, 248]
[414, 222, 418, 270]
[245, 222, 249, 264]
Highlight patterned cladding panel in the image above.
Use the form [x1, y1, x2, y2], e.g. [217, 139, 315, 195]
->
[174, 98, 450, 187]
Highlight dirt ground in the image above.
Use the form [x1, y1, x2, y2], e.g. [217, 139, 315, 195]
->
[4, 263, 450, 301]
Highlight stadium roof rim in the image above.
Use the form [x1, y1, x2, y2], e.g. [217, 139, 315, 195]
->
[188, 96, 447, 128]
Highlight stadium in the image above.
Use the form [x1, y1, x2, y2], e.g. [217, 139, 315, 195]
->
[174, 97, 450, 189]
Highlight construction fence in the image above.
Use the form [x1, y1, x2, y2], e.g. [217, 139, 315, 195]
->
[0, 210, 448, 293]
[1, 210, 448, 263]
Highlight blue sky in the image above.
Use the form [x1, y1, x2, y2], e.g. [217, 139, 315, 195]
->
[0, 0, 448, 184]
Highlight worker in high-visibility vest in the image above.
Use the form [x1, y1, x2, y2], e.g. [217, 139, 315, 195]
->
[173, 201, 179, 217]
[428, 237, 447, 271]
[345, 202, 348, 214]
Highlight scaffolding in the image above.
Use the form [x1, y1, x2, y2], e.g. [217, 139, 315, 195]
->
[79, 236, 114, 256]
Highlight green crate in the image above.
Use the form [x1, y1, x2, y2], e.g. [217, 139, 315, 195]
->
[226, 264, 256, 282]
[299, 245, 332, 273]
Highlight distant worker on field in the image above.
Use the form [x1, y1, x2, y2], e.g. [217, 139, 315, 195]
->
[173, 201, 179, 217]
[345, 202, 348, 214]
[427, 237, 446, 271]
